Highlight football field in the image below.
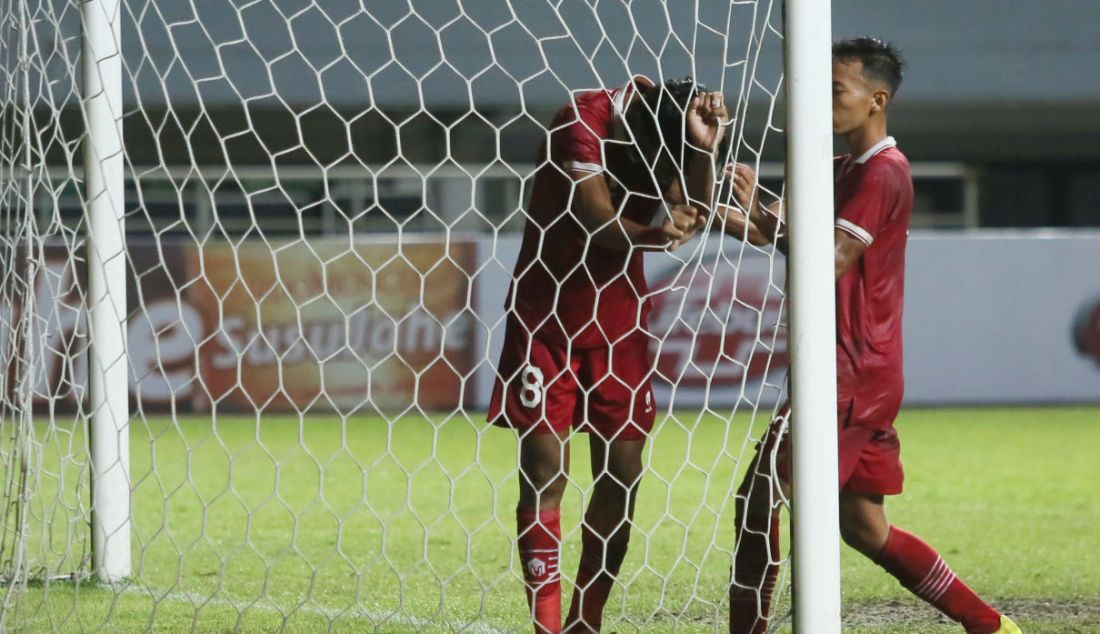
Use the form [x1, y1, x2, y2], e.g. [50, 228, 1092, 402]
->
[9, 406, 1100, 633]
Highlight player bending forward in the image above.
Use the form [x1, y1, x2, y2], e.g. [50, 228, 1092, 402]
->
[488, 76, 728, 633]
[724, 38, 1021, 634]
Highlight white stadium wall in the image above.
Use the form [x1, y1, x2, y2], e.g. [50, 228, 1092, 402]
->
[902, 232, 1100, 405]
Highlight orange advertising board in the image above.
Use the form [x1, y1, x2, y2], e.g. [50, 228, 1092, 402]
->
[184, 238, 477, 414]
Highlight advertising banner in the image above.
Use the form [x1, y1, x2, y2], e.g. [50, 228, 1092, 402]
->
[25, 238, 477, 415]
[644, 244, 788, 410]
[184, 239, 477, 414]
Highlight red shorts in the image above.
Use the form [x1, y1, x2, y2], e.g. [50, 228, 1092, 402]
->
[770, 404, 904, 495]
[487, 320, 656, 441]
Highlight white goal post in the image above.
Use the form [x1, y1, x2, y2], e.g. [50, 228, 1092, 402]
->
[783, 0, 842, 630]
[83, 0, 130, 584]
[1, 0, 838, 631]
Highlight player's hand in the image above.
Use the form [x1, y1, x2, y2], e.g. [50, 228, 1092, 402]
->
[730, 162, 760, 214]
[663, 203, 705, 250]
[687, 91, 729, 153]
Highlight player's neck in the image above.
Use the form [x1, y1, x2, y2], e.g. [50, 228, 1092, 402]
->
[843, 118, 888, 159]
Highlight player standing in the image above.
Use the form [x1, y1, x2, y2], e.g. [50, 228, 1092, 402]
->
[725, 38, 1021, 634]
[488, 76, 729, 633]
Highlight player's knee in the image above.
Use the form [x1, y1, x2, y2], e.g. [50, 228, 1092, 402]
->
[519, 456, 568, 507]
[838, 517, 869, 551]
[600, 443, 644, 489]
[736, 453, 790, 500]
[735, 474, 787, 519]
[603, 460, 643, 491]
[522, 461, 566, 491]
[838, 504, 887, 556]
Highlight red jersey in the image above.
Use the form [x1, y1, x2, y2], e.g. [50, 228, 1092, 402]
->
[833, 137, 913, 431]
[507, 77, 663, 349]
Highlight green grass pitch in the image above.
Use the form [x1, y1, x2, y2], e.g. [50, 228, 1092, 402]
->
[6, 407, 1099, 632]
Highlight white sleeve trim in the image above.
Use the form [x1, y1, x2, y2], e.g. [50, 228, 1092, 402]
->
[835, 218, 874, 246]
[563, 160, 603, 173]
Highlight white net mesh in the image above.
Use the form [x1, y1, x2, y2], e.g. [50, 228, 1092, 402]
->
[0, 0, 791, 630]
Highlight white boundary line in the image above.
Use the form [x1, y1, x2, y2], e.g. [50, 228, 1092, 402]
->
[109, 583, 508, 633]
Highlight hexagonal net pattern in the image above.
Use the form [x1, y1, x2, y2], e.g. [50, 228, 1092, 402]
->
[0, 0, 792, 631]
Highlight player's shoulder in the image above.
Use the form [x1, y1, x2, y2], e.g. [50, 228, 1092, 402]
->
[556, 87, 614, 126]
[575, 87, 615, 112]
[557, 76, 652, 125]
[868, 145, 910, 173]
[863, 146, 911, 187]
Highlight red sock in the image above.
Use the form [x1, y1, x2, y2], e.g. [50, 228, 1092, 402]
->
[564, 524, 629, 632]
[730, 432, 784, 634]
[518, 508, 562, 634]
[729, 508, 780, 634]
[875, 526, 1001, 634]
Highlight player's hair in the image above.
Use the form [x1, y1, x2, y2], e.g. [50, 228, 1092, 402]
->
[629, 76, 705, 180]
[833, 37, 905, 96]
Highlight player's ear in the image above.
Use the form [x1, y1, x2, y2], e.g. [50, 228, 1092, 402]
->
[871, 88, 890, 114]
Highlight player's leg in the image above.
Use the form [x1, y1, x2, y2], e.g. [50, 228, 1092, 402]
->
[517, 429, 571, 634]
[517, 428, 572, 509]
[563, 333, 655, 633]
[563, 434, 644, 633]
[839, 492, 1003, 633]
[839, 430, 1004, 634]
[489, 322, 580, 634]
[729, 414, 789, 634]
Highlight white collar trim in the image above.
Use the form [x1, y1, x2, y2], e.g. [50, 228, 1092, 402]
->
[613, 85, 629, 118]
[853, 136, 897, 164]
[613, 75, 653, 118]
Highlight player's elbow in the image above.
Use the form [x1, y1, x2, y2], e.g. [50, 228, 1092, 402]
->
[835, 255, 852, 279]
[573, 203, 626, 250]
[834, 247, 863, 279]
[833, 233, 867, 278]
[748, 227, 772, 247]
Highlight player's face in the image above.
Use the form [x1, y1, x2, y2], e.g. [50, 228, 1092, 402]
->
[832, 58, 875, 134]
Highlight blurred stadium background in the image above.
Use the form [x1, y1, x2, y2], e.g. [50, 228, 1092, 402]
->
[3, 0, 1100, 632]
[29, 2, 1100, 232]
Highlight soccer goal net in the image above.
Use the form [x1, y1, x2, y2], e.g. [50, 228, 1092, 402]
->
[0, 0, 810, 630]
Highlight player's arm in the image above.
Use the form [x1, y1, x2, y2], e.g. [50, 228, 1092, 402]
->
[714, 203, 771, 247]
[754, 201, 788, 254]
[681, 91, 729, 214]
[834, 229, 868, 279]
[728, 163, 788, 251]
[659, 178, 708, 251]
[570, 169, 693, 250]
[655, 90, 730, 251]
[834, 161, 899, 277]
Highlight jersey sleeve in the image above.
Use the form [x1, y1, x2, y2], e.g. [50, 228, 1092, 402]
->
[836, 162, 903, 246]
[548, 94, 610, 174]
